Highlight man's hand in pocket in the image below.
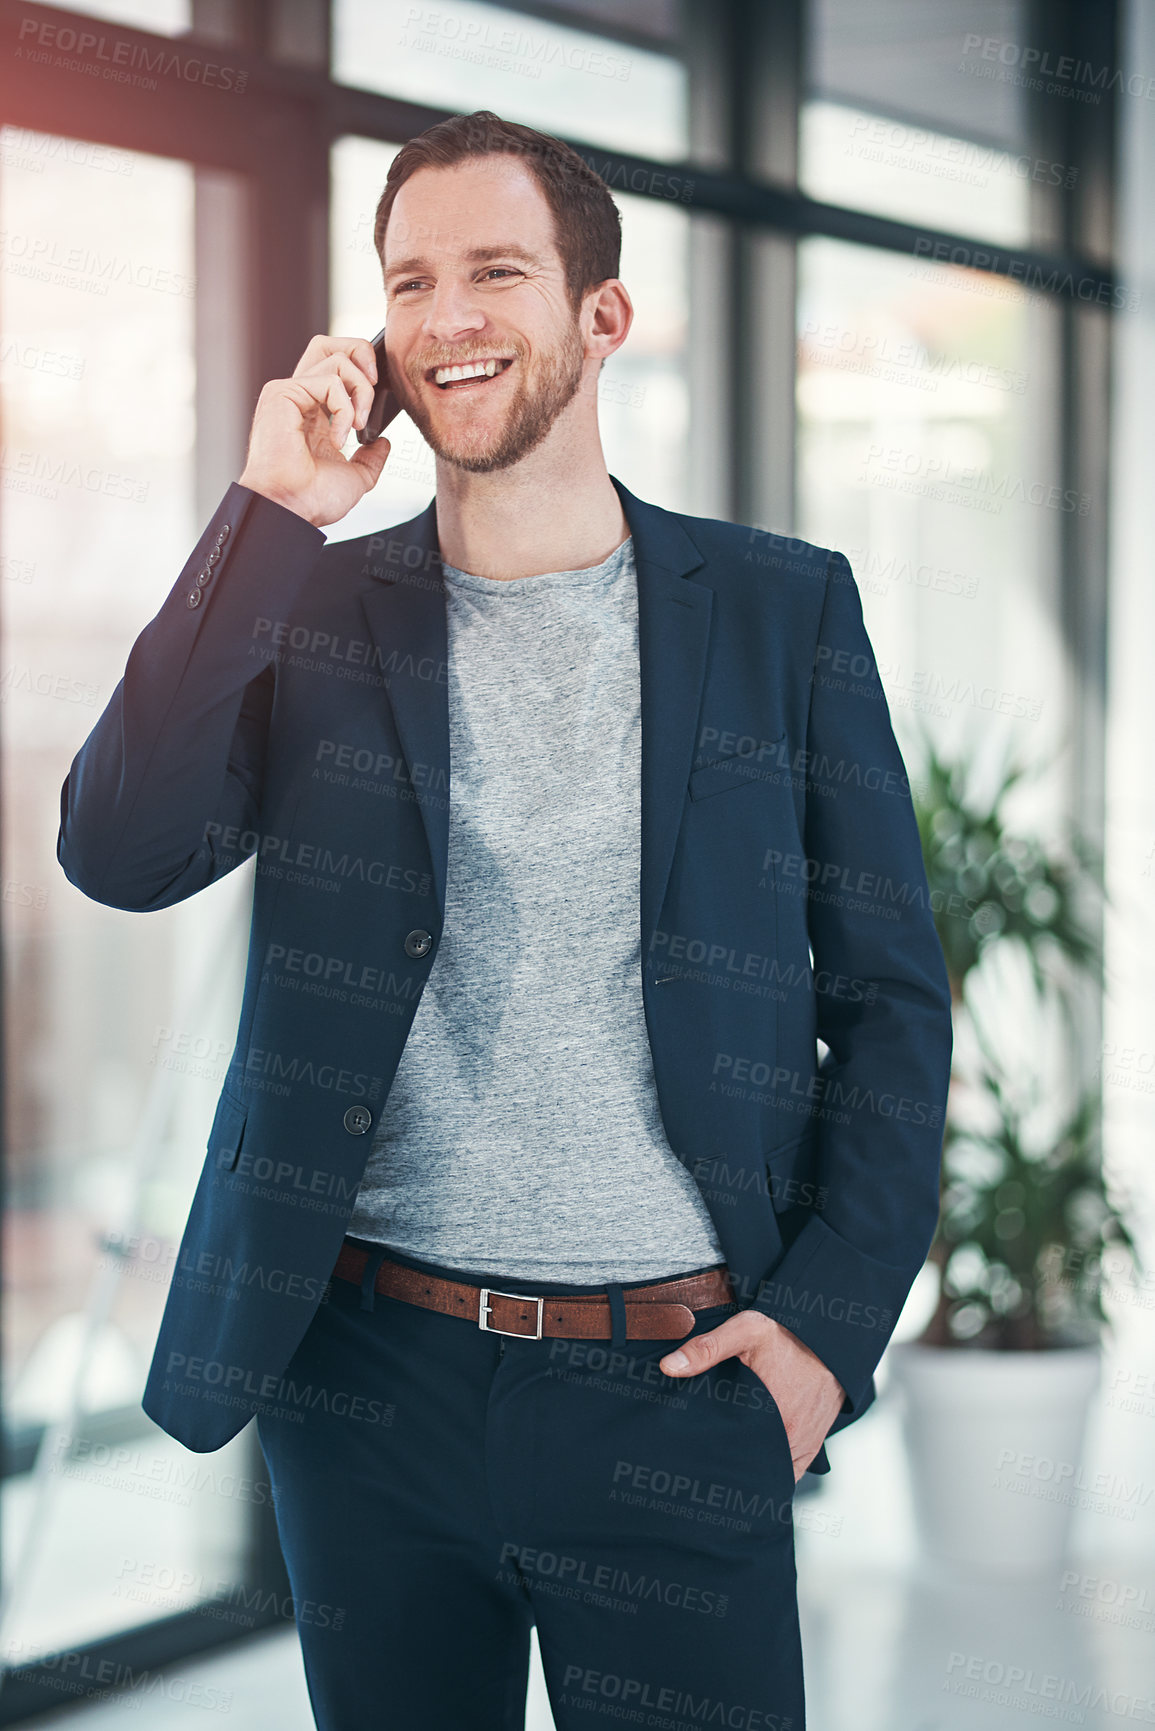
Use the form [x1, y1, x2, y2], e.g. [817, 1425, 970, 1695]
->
[660, 1310, 846, 1482]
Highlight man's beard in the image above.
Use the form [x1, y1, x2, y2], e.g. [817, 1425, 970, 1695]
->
[401, 316, 586, 474]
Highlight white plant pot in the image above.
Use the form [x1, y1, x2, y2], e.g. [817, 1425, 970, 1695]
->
[887, 1341, 1101, 1574]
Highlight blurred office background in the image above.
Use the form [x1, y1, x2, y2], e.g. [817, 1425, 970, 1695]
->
[0, 0, 1153, 1724]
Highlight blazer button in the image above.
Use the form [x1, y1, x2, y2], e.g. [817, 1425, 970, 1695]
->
[343, 1105, 373, 1135]
[195, 565, 213, 588]
[186, 589, 202, 609]
[404, 928, 433, 958]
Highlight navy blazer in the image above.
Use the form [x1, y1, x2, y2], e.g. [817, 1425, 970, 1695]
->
[58, 474, 953, 1467]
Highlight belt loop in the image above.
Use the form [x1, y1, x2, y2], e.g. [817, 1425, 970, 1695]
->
[606, 1283, 628, 1348]
[360, 1246, 389, 1312]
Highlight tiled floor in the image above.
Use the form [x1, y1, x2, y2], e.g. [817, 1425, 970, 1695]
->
[16, 1553, 1155, 1731]
[13, 1353, 1155, 1730]
[10, 1624, 561, 1730]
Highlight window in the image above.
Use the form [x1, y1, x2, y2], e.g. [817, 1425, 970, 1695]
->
[800, 100, 1032, 243]
[0, 129, 256, 1662]
[801, 0, 1035, 242]
[333, 0, 687, 160]
[24, 0, 191, 33]
[795, 236, 1066, 791]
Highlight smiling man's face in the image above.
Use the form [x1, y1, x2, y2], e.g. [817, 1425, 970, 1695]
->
[381, 155, 594, 473]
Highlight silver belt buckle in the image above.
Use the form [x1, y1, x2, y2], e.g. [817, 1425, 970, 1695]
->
[478, 1287, 545, 1339]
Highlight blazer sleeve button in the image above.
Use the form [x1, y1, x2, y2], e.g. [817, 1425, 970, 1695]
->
[186, 589, 202, 609]
[343, 1105, 373, 1135]
[404, 929, 433, 958]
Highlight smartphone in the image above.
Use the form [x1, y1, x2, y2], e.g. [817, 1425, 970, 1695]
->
[356, 325, 401, 444]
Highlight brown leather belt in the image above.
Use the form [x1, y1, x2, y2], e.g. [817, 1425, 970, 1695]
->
[332, 1243, 735, 1340]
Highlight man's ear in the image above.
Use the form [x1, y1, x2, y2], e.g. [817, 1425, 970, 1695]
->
[586, 278, 633, 361]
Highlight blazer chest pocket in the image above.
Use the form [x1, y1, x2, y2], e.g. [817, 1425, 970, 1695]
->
[208, 1089, 250, 1174]
[688, 733, 786, 802]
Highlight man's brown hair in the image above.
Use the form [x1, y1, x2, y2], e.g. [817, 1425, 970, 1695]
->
[373, 109, 622, 313]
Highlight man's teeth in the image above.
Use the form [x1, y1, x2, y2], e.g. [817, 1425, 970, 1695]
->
[433, 358, 511, 387]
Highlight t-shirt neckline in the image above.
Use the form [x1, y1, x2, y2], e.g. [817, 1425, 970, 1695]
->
[440, 534, 634, 594]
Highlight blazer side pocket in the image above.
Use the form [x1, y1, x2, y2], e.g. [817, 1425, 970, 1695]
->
[688, 735, 786, 802]
[764, 1124, 819, 1216]
[208, 1089, 250, 1174]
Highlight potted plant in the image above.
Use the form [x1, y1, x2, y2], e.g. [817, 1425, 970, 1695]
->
[885, 730, 1138, 1573]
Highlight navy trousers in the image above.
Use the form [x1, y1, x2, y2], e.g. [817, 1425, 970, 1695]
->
[255, 1239, 805, 1731]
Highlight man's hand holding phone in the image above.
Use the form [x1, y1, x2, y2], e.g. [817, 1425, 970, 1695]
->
[238, 332, 398, 530]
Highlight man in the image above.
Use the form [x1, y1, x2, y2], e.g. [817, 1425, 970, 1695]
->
[59, 109, 952, 1730]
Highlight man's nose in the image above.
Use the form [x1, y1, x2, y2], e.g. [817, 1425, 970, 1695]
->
[422, 278, 487, 342]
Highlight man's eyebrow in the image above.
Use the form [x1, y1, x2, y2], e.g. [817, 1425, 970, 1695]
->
[384, 244, 543, 282]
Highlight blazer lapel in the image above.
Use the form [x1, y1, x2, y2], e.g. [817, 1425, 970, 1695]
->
[610, 475, 713, 955]
[357, 476, 715, 951]
[358, 497, 450, 914]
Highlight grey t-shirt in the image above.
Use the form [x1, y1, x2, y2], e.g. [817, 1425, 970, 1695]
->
[345, 533, 725, 1281]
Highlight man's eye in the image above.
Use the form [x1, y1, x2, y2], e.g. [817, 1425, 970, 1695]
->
[481, 268, 521, 281]
[394, 280, 424, 293]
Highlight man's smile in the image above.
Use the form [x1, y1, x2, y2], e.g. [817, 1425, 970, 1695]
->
[427, 356, 516, 390]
